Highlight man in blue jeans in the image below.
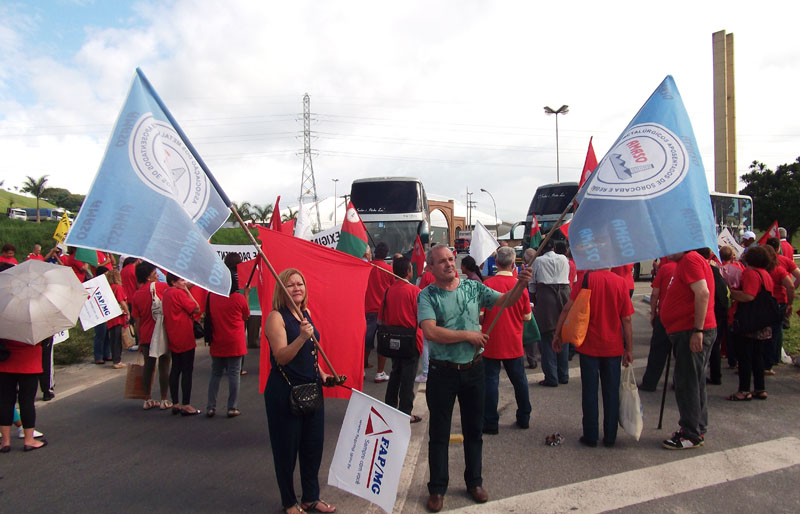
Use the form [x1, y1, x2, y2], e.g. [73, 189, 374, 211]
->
[418, 246, 531, 512]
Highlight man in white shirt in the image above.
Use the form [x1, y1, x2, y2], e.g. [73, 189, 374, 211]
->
[530, 240, 571, 387]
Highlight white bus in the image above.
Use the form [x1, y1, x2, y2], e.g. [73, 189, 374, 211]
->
[522, 182, 578, 250]
[349, 177, 430, 257]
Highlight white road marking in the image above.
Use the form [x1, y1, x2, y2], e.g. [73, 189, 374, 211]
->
[457, 437, 800, 513]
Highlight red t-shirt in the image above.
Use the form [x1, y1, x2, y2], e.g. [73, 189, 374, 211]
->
[379, 280, 423, 353]
[780, 240, 794, 258]
[418, 271, 435, 290]
[610, 264, 635, 290]
[25, 253, 44, 261]
[731, 267, 775, 319]
[0, 256, 18, 265]
[652, 260, 678, 312]
[568, 259, 577, 287]
[162, 287, 198, 353]
[364, 260, 394, 314]
[777, 254, 797, 274]
[481, 273, 531, 359]
[61, 254, 87, 282]
[190, 286, 208, 320]
[571, 270, 634, 357]
[660, 251, 716, 333]
[0, 340, 43, 374]
[130, 282, 169, 344]
[121, 262, 139, 301]
[208, 292, 250, 357]
[106, 283, 128, 328]
[769, 265, 790, 304]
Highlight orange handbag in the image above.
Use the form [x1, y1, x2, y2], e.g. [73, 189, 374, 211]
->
[561, 272, 591, 347]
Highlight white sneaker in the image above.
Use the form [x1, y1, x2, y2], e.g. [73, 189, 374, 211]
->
[128, 345, 139, 351]
[374, 371, 390, 383]
[415, 374, 428, 383]
[17, 427, 44, 439]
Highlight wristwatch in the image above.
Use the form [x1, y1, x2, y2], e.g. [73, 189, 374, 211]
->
[691, 328, 703, 333]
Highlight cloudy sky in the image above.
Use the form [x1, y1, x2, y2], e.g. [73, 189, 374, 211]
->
[1, 0, 798, 223]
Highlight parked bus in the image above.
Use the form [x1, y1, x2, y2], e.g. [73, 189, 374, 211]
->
[522, 182, 579, 250]
[349, 177, 430, 257]
[633, 192, 754, 279]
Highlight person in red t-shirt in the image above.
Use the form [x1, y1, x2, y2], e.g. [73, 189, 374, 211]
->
[0, 339, 46, 451]
[778, 227, 795, 258]
[610, 263, 635, 297]
[205, 272, 250, 418]
[659, 248, 716, 450]
[61, 247, 88, 282]
[640, 256, 678, 391]
[130, 261, 171, 410]
[379, 257, 423, 422]
[105, 270, 130, 369]
[0, 243, 19, 265]
[761, 244, 794, 376]
[162, 274, 201, 415]
[480, 247, 532, 433]
[364, 242, 394, 382]
[728, 246, 775, 401]
[25, 244, 45, 262]
[554, 268, 633, 448]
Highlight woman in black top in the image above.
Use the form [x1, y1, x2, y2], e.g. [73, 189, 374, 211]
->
[264, 268, 342, 514]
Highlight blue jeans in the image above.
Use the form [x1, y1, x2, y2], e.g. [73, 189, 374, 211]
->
[426, 359, 484, 495]
[207, 356, 243, 411]
[540, 331, 569, 385]
[483, 357, 531, 429]
[93, 323, 110, 362]
[579, 354, 621, 444]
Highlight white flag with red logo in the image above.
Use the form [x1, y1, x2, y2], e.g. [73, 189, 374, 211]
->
[328, 389, 411, 513]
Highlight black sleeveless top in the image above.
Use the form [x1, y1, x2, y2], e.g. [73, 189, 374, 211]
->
[270, 307, 320, 385]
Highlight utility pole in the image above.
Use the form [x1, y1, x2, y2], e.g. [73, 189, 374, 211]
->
[299, 93, 321, 228]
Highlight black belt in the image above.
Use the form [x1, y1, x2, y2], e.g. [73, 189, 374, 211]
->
[430, 356, 482, 371]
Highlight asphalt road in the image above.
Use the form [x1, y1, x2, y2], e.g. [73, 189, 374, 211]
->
[2, 280, 800, 513]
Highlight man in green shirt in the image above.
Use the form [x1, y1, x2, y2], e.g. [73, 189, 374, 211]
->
[418, 245, 531, 512]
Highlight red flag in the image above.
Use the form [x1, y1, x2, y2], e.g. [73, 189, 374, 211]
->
[254, 226, 372, 399]
[529, 214, 542, 248]
[578, 137, 598, 188]
[282, 218, 295, 235]
[269, 196, 282, 231]
[412, 235, 425, 280]
[558, 220, 570, 240]
[336, 201, 369, 258]
[757, 220, 780, 245]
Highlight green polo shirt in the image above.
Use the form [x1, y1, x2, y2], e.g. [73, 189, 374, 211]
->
[417, 279, 501, 364]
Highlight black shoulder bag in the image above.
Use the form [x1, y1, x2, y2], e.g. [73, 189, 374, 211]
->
[729, 272, 782, 335]
[277, 314, 323, 416]
[376, 287, 419, 359]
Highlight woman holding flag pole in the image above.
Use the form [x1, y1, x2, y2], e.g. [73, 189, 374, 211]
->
[264, 268, 342, 514]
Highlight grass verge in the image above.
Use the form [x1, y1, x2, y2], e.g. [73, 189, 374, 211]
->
[782, 294, 800, 357]
[54, 327, 94, 365]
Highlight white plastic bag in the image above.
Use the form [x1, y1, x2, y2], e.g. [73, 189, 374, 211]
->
[149, 282, 168, 358]
[781, 348, 793, 365]
[619, 365, 643, 441]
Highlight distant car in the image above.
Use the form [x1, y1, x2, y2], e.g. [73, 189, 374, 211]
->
[454, 238, 470, 253]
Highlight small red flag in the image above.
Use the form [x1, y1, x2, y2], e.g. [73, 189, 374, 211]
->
[558, 220, 570, 240]
[757, 220, 780, 245]
[579, 137, 598, 188]
[268, 195, 282, 231]
[336, 202, 369, 258]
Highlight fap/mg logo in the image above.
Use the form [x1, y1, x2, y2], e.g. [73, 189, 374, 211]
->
[128, 113, 212, 222]
[585, 122, 688, 200]
[365, 407, 393, 495]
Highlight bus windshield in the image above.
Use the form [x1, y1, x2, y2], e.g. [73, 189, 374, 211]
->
[363, 221, 422, 255]
[351, 181, 421, 214]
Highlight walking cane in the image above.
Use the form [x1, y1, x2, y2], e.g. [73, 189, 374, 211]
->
[657, 341, 672, 429]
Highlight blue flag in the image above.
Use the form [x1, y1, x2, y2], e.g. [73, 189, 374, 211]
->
[66, 72, 231, 295]
[570, 76, 717, 271]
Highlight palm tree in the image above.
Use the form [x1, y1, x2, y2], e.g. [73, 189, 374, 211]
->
[21, 175, 49, 222]
[228, 201, 252, 223]
[282, 207, 298, 223]
[253, 203, 274, 224]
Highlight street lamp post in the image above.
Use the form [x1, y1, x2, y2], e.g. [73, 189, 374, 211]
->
[331, 178, 339, 225]
[544, 105, 569, 183]
[480, 188, 498, 234]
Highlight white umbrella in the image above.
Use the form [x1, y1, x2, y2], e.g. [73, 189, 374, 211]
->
[0, 260, 88, 344]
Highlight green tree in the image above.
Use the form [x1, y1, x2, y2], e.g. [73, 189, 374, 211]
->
[282, 207, 297, 223]
[41, 187, 85, 212]
[20, 175, 49, 222]
[252, 203, 274, 224]
[740, 157, 800, 241]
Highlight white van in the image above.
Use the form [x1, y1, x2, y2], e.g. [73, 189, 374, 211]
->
[6, 208, 27, 221]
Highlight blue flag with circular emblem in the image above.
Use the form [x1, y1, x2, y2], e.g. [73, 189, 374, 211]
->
[570, 75, 718, 271]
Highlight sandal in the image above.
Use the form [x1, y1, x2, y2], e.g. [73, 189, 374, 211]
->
[764, 369, 776, 376]
[286, 505, 305, 514]
[753, 390, 768, 400]
[227, 408, 241, 418]
[301, 500, 335, 513]
[160, 400, 173, 410]
[409, 415, 423, 424]
[142, 399, 160, 410]
[726, 392, 752, 401]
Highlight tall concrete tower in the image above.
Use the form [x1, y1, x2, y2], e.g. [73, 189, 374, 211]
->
[712, 30, 737, 194]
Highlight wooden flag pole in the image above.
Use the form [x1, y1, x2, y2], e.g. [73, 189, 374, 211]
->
[228, 206, 341, 382]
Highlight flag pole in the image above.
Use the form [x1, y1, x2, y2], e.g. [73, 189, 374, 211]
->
[135, 68, 341, 382]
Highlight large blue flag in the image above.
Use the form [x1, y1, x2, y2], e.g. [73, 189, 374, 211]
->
[66, 71, 231, 295]
[570, 75, 717, 271]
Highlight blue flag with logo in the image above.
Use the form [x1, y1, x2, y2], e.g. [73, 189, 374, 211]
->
[66, 72, 231, 295]
[570, 76, 717, 271]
